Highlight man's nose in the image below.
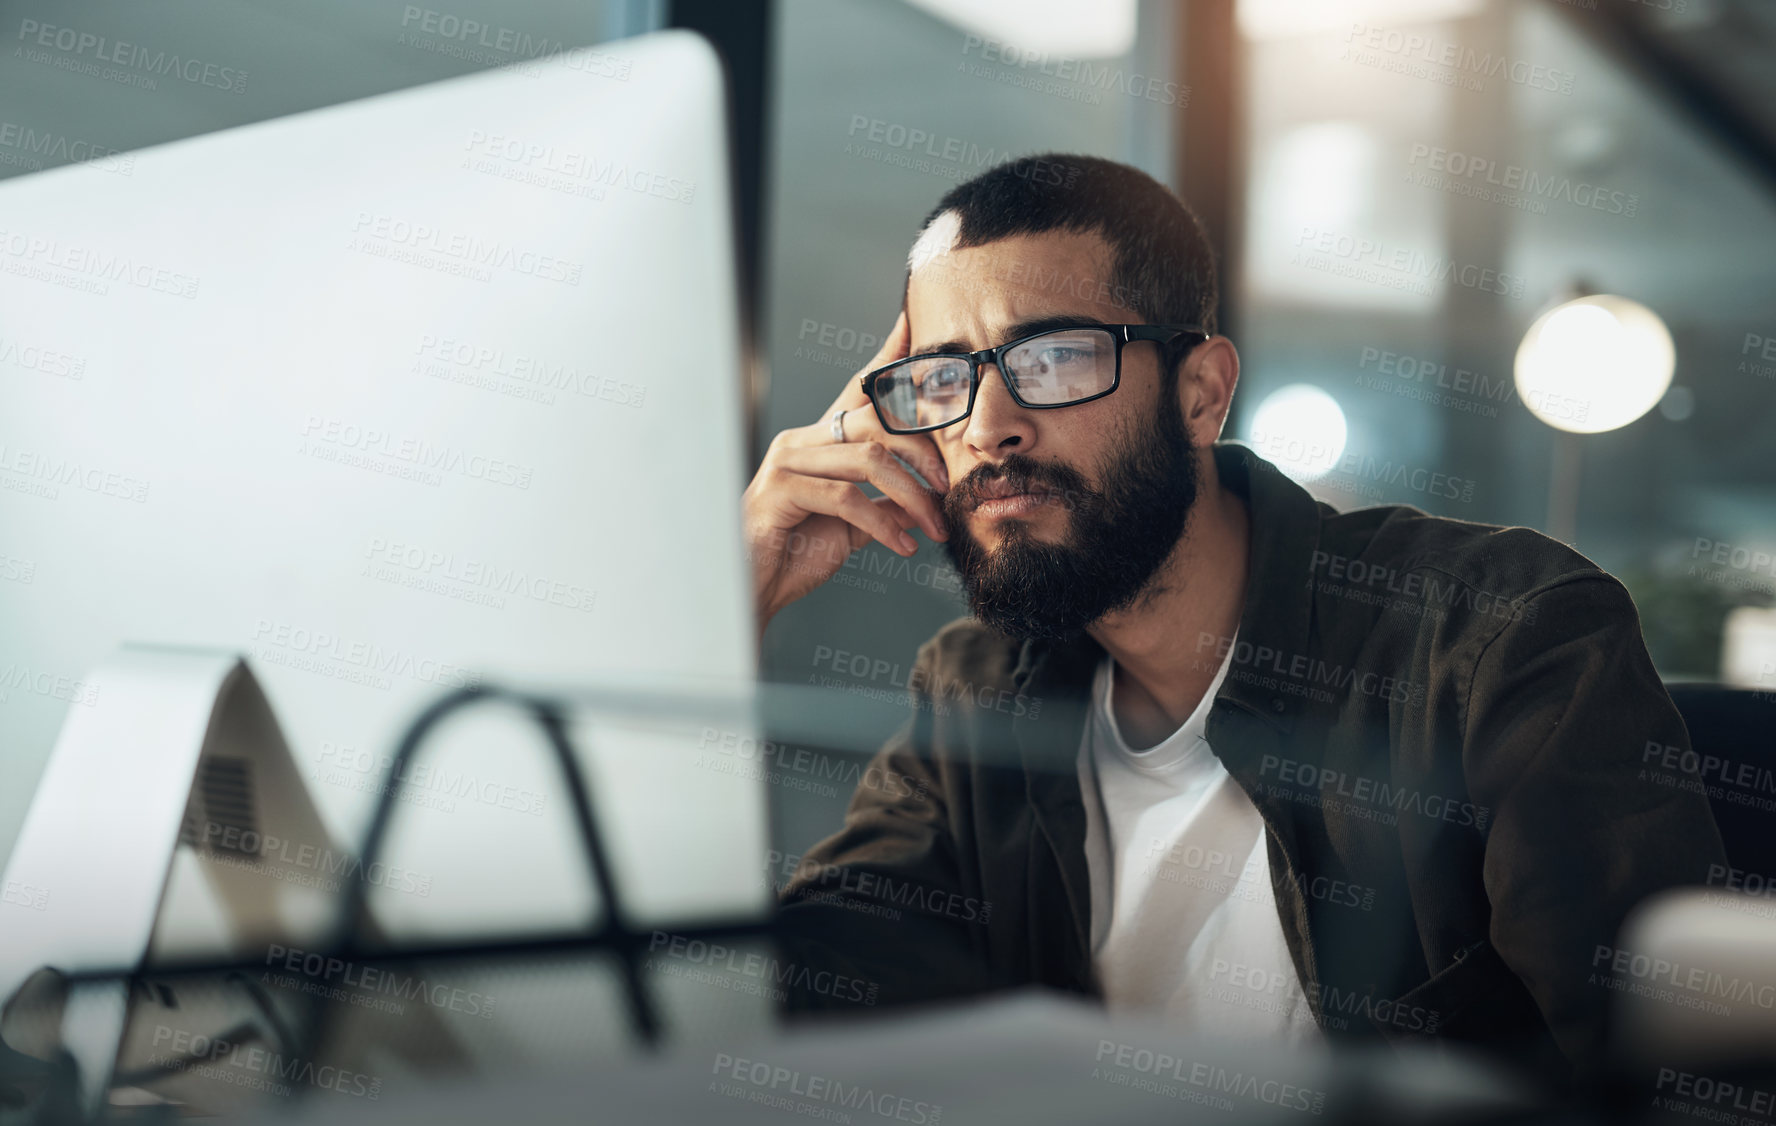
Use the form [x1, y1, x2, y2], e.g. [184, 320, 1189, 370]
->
[960, 362, 1037, 456]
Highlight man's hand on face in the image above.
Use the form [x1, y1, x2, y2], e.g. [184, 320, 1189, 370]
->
[743, 310, 951, 638]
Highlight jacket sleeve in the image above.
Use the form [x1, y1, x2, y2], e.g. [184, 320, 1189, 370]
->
[771, 635, 1006, 1015]
[1459, 573, 1727, 1068]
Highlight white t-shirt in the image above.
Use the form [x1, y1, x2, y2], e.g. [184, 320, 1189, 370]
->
[1075, 641, 1320, 1043]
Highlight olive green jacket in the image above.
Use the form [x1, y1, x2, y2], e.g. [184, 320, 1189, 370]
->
[776, 442, 1725, 1087]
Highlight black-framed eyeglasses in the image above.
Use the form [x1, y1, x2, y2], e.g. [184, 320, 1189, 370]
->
[858, 323, 1209, 435]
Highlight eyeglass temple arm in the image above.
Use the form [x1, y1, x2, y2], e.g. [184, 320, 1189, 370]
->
[1121, 324, 1209, 343]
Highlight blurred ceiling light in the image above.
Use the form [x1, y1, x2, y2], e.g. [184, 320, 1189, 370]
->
[1513, 295, 1675, 434]
[1247, 384, 1348, 482]
[1237, 0, 1483, 40]
[1272, 121, 1373, 231]
[902, 0, 1137, 58]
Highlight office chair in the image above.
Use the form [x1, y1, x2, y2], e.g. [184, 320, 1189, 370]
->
[1665, 683, 1776, 879]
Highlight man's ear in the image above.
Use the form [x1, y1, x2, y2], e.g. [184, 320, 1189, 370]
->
[1180, 336, 1240, 445]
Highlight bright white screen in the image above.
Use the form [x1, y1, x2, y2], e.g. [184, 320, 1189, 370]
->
[0, 30, 767, 937]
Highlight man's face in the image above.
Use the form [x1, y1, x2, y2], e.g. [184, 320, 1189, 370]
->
[903, 229, 1201, 641]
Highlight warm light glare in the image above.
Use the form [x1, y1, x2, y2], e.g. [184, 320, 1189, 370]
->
[1513, 295, 1675, 434]
[1247, 384, 1348, 482]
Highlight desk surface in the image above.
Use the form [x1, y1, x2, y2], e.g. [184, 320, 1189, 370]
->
[231, 991, 1542, 1125]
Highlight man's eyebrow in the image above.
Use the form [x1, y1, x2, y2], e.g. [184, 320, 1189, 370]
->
[913, 315, 1114, 357]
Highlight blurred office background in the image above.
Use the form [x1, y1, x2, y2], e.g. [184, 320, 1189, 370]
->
[754, 0, 1776, 846]
[3, 0, 1773, 855]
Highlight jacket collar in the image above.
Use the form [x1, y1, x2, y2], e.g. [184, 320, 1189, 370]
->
[1008, 441, 1324, 733]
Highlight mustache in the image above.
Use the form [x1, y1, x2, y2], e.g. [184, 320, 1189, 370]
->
[948, 455, 1093, 514]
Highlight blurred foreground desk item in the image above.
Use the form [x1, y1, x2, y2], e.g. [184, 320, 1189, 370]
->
[232, 991, 1541, 1126]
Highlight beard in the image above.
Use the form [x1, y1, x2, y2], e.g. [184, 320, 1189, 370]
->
[939, 396, 1200, 643]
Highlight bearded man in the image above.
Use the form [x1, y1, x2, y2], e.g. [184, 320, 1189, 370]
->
[740, 154, 1723, 1089]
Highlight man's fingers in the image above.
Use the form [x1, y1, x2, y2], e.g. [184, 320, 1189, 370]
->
[769, 413, 950, 495]
[787, 478, 918, 557]
[839, 409, 949, 492]
[772, 442, 948, 542]
[845, 497, 921, 552]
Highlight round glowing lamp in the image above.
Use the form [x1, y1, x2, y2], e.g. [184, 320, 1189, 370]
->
[1514, 293, 1676, 544]
[1247, 384, 1348, 482]
[1513, 295, 1675, 435]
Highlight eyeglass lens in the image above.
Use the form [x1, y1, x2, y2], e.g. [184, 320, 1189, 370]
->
[871, 327, 1118, 431]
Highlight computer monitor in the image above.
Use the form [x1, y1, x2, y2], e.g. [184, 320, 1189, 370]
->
[0, 26, 767, 1016]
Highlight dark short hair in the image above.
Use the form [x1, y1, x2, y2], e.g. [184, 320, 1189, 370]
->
[910, 153, 1219, 338]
